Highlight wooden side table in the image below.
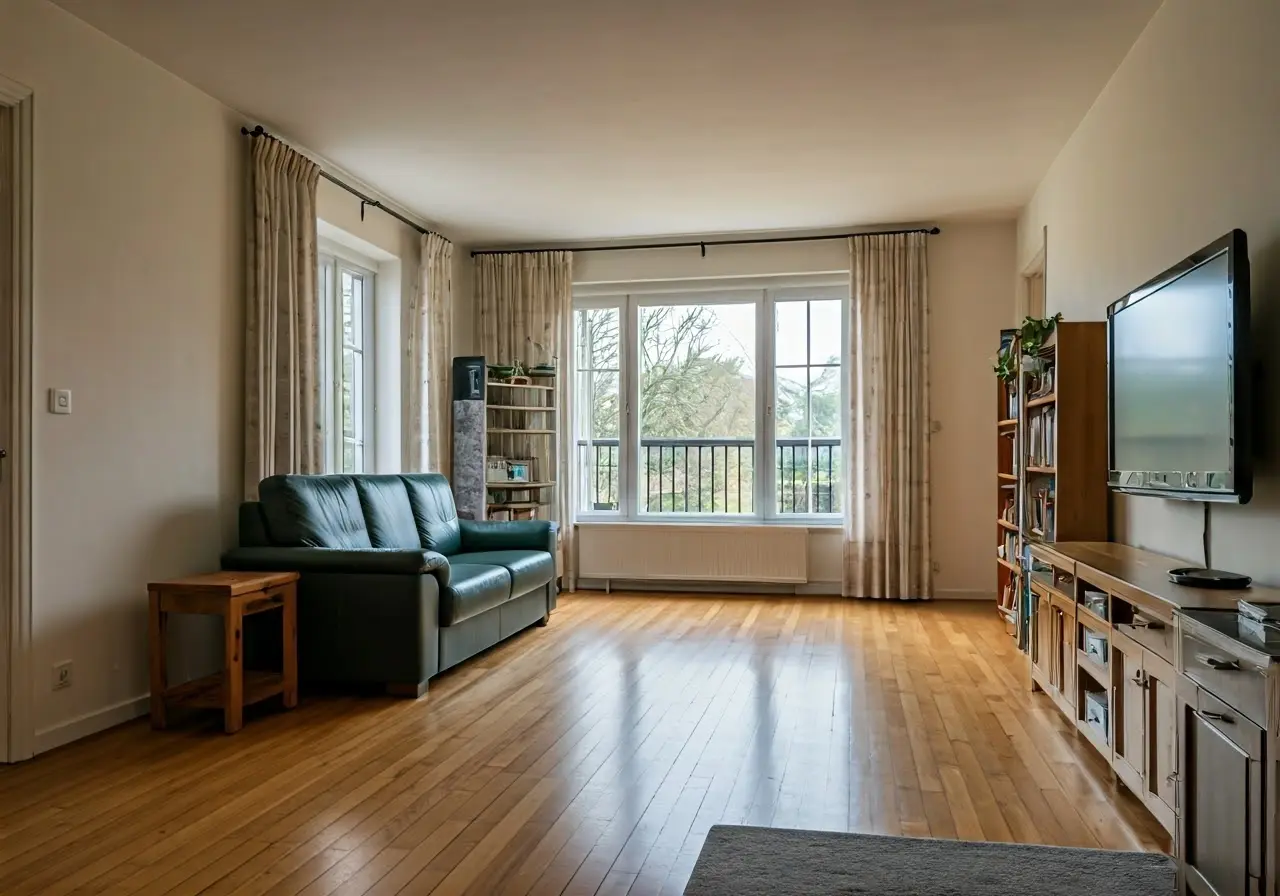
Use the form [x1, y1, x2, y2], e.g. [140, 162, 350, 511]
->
[148, 571, 299, 733]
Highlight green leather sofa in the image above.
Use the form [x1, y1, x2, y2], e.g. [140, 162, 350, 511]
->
[221, 472, 557, 696]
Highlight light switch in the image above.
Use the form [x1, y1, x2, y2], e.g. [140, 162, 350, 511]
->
[49, 388, 72, 415]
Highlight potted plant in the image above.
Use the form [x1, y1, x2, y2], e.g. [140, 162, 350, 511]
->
[993, 313, 1062, 382]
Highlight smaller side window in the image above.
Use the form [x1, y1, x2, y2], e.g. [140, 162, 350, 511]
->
[318, 252, 375, 473]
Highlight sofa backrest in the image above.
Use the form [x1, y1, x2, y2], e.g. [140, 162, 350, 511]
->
[258, 475, 373, 549]
[252, 472, 461, 554]
[354, 475, 420, 549]
[399, 473, 463, 555]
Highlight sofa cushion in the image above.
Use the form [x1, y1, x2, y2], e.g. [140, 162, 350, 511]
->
[449, 550, 553, 597]
[400, 473, 462, 555]
[439, 564, 511, 626]
[258, 475, 372, 549]
[355, 476, 421, 549]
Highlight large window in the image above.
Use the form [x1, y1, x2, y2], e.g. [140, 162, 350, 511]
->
[319, 252, 375, 473]
[573, 283, 846, 521]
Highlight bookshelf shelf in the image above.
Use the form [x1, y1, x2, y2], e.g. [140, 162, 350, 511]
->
[998, 418, 1018, 428]
[1026, 465, 1057, 474]
[998, 519, 1018, 532]
[1026, 393, 1057, 409]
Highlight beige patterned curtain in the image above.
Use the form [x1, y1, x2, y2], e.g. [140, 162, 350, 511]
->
[244, 135, 322, 498]
[404, 232, 454, 474]
[475, 251, 575, 588]
[843, 232, 932, 599]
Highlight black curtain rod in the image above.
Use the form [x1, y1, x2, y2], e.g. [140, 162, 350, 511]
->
[470, 226, 940, 257]
[241, 125, 436, 238]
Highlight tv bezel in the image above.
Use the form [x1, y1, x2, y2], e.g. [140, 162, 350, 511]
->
[1106, 229, 1251, 504]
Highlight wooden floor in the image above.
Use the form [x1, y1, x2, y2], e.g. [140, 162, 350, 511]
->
[0, 595, 1169, 896]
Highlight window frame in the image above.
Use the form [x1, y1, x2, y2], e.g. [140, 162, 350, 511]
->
[318, 245, 377, 474]
[572, 276, 848, 525]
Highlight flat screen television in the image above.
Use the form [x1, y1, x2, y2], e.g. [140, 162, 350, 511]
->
[1107, 229, 1251, 503]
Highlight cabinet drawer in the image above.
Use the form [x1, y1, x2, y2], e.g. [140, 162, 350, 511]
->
[1114, 611, 1174, 661]
[1181, 631, 1267, 727]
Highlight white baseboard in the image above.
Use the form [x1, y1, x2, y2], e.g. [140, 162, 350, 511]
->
[34, 694, 149, 755]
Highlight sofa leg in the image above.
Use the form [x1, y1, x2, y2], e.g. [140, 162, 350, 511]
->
[386, 681, 428, 698]
[535, 612, 550, 627]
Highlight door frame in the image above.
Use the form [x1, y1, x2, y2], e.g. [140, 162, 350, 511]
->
[0, 74, 34, 763]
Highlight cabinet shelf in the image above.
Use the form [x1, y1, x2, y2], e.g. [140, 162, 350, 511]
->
[487, 405, 556, 412]
[488, 428, 555, 434]
[487, 381, 554, 391]
[486, 481, 555, 490]
[487, 501, 550, 510]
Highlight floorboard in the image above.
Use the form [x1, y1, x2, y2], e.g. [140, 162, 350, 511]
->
[0, 595, 1170, 895]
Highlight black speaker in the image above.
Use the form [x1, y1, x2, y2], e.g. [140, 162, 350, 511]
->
[452, 356, 486, 401]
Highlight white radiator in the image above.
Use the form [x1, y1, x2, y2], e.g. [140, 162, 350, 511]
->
[576, 523, 809, 583]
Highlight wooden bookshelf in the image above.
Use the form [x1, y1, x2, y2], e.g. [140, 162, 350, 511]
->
[995, 321, 1108, 641]
[485, 379, 557, 522]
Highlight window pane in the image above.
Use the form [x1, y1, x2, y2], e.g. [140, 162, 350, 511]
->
[342, 439, 355, 474]
[341, 271, 356, 348]
[342, 348, 355, 440]
[774, 367, 808, 438]
[639, 303, 754, 514]
[810, 366, 840, 438]
[814, 443, 842, 515]
[810, 299, 841, 365]
[774, 300, 807, 366]
[775, 298, 843, 516]
[575, 308, 621, 512]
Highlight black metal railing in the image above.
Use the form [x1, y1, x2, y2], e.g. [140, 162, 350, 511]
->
[577, 438, 839, 514]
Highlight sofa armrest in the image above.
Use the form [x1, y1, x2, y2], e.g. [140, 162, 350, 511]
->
[223, 546, 451, 579]
[459, 519, 558, 555]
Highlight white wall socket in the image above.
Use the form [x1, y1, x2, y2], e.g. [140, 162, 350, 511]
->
[52, 661, 72, 690]
[49, 388, 72, 415]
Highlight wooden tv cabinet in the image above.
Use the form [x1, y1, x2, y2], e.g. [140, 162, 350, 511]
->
[1031, 541, 1280, 895]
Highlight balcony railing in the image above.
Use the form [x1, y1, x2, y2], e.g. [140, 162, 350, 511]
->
[577, 438, 840, 515]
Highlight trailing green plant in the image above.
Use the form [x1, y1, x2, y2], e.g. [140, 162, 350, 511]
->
[1018, 312, 1063, 357]
[992, 312, 1063, 382]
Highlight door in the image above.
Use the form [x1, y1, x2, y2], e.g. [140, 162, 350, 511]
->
[1181, 696, 1263, 896]
[1111, 634, 1145, 795]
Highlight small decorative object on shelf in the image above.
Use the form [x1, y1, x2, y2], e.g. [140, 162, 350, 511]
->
[486, 456, 508, 483]
[506, 459, 532, 482]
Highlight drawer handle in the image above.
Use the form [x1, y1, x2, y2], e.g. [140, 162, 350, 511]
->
[1166, 771, 1179, 784]
[1201, 710, 1234, 724]
[1131, 673, 1149, 689]
[1198, 655, 1241, 671]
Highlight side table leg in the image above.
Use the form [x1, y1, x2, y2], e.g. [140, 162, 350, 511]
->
[282, 582, 299, 709]
[223, 601, 244, 734]
[148, 590, 167, 730]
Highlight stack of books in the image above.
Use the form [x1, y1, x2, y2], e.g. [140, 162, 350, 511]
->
[1238, 599, 1280, 646]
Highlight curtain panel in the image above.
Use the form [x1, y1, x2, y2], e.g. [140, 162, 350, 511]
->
[244, 136, 323, 498]
[843, 232, 932, 599]
[404, 232, 454, 474]
[475, 251, 575, 588]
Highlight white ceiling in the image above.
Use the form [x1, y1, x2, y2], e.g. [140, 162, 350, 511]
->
[54, 0, 1159, 246]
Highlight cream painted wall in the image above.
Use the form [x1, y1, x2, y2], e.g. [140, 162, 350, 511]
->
[574, 222, 1016, 597]
[0, 0, 244, 750]
[1018, 0, 1280, 577]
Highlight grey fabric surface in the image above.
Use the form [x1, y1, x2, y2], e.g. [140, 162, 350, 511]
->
[684, 826, 1177, 896]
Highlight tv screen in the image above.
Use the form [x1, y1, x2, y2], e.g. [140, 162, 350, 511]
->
[1107, 230, 1250, 503]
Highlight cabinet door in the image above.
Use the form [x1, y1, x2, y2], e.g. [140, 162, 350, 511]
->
[1145, 652, 1177, 828]
[1060, 610, 1075, 707]
[1111, 636, 1145, 796]
[1181, 698, 1263, 896]
[1049, 607, 1064, 693]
